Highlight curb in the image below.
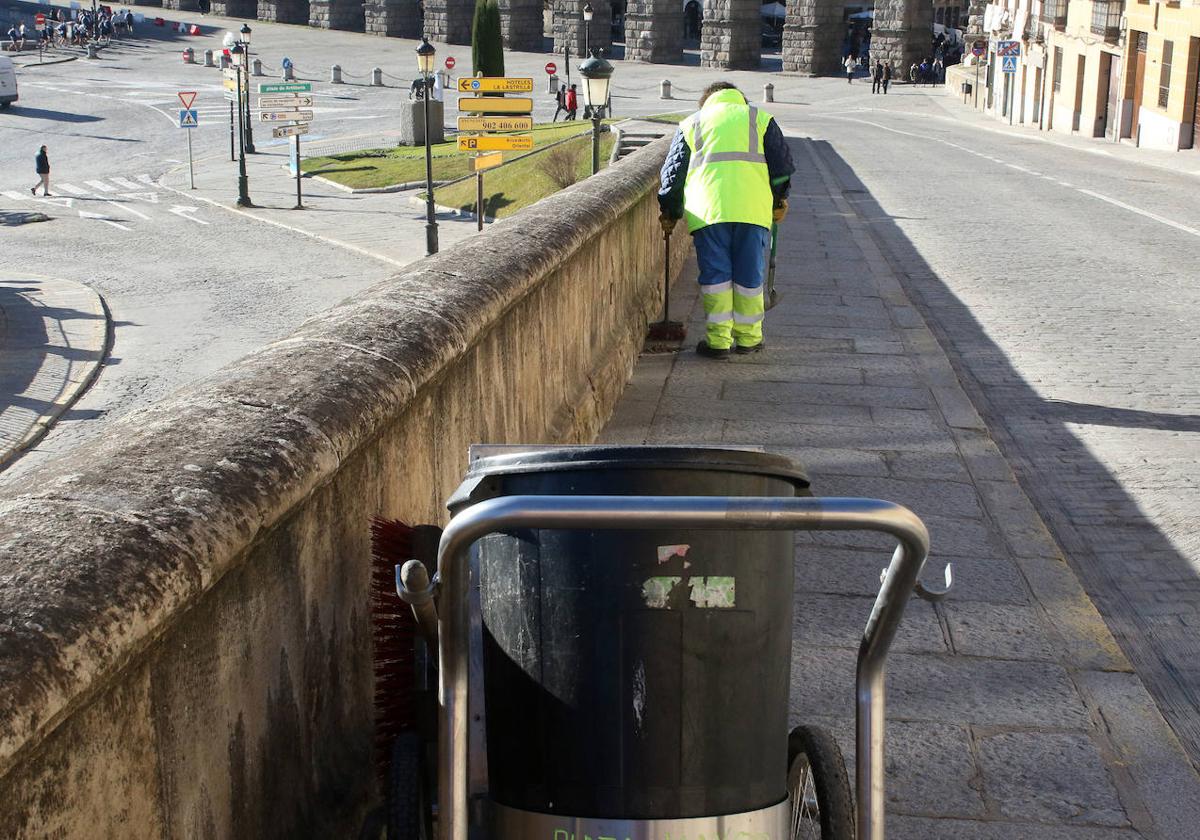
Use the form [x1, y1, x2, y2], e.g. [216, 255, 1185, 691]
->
[9, 55, 78, 67]
[0, 276, 112, 470]
[309, 173, 450, 194]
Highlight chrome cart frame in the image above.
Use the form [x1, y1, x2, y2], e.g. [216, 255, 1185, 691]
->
[403, 494, 944, 840]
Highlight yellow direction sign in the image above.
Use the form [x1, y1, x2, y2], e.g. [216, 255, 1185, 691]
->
[222, 77, 248, 92]
[457, 115, 534, 132]
[457, 77, 534, 93]
[458, 135, 534, 152]
[457, 97, 534, 114]
[473, 152, 504, 171]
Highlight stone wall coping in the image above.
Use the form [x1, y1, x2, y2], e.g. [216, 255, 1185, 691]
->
[0, 136, 672, 780]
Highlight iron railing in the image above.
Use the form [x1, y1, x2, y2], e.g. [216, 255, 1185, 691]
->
[1040, 0, 1068, 30]
[1090, 0, 1122, 42]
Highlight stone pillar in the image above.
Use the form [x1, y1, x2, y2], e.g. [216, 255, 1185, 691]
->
[782, 0, 842, 75]
[699, 0, 760, 70]
[365, 0, 421, 37]
[963, 0, 987, 38]
[259, 0, 308, 24]
[310, 0, 364, 30]
[624, 0, 683, 63]
[424, 0, 473, 45]
[553, 0, 612, 58]
[500, 0, 543, 51]
[161, 0, 200, 11]
[872, 0, 934, 78]
[209, 0, 256, 16]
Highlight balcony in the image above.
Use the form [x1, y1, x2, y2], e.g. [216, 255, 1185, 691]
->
[1090, 0, 1122, 42]
[1040, 0, 1068, 30]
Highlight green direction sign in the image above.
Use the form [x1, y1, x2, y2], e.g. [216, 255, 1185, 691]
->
[258, 82, 313, 94]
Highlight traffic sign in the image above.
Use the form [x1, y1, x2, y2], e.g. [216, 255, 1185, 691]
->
[259, 94, 314, 109]
[997, 40, 1020, 57]
[458, 97, 534, 114]
[223, 77, 248, 92]
[178, 109, 198, 128]
[456, 77, 534, 93]
[260, 109, 314, 122]
[178, 90, 197, 110]
[457, 115, 534, 131]
[972, 40, 986, 57]
[273, 123, 310, 138]
[34, 12, 45, 29]
[473, 152, 503, 171]
[1001, 55, 1019, 73]
[259, 82, 312, 94]
[458, 135, 533, 152]
[445, 56, 456, 70]
[544, 62, 557, 75]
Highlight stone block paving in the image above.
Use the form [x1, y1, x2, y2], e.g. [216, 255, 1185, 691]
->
[598, 138, 1200, 837]
[0, 275, 109, 469]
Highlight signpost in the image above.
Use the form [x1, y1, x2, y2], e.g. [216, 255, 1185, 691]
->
[256, 84, 312, 209]
[457, 116, 534, 132]
[35, 13, 45, 62]
[1001, 55, 1018, 73]
[457, 135, 534, 152]
[996, 41, 1020, 126]
[997, 40, 1020, 56]
[457, 77, 534, 93]
[456, 77, 535, 231]
[544, 62, 556, 75]
[457, 96, 535, 113]
[260, 109, 314, 123]
[445, 56, 456, 70]
[177, 91, 198, 190]
[258, 82, 312, 94]
[272, 123, 310, 138]
[259, 94, 314, 108]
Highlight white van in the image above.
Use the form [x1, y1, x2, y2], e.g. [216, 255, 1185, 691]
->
[0, 55, 17, 109]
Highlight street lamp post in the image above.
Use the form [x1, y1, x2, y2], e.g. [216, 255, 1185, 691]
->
[582, 2, 593, 55]
[578, 50, 613, 175]
[231, 43, 252, 207]
[239, 24, 255, 153]
[417, 37, 439, 256]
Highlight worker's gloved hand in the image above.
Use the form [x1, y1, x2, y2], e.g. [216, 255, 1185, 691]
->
[659, 213, 678, 235]
[773, 200, 788, 224]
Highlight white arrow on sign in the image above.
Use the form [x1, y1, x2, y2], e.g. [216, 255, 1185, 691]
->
[259, 94, 314, 109]
[272, 124, 311, 138]
[259, 110, 314, 123]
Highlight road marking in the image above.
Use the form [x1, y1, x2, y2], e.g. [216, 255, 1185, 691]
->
[106, 200, 150, 220]
[78, 210, 131, 231]
[168, 205, 209, 225]
[85, 180, 117, 193]
[34, 196, 74, 209]
[117, 192, 159, 204]
[55, 183, 90, 196]
[110, 177, 143, 191]
[2, 190, 28, 202]
[136, 174, 156, 186]
[1077, 189, 1200, 238]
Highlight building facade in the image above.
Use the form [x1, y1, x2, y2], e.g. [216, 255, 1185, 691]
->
[1123, 0, 1200, 149]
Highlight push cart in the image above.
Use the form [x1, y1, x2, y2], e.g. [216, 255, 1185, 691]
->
[395, 446, 949, 840]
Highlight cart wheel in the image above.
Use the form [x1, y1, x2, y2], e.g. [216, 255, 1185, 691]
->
[388, 732, 432, 840]
[787, 725, 855, 840]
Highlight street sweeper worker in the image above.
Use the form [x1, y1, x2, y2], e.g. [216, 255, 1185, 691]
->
[657, 81, 794, 358]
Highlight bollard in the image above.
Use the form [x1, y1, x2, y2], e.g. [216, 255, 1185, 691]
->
[331, 64, 343, 84]
[547, 72, 558, 94]
[220, 53, 230, 70]
[763, 82, 774, 103]
[660, 79, 672, 99]
[283, 63, 295, 81]
[252, 58, 263, 76]
[86, 43, 98, 59]
[203, 48, 214, 67]
[372, 67, 383, 86]
[182, 47, 194, 64]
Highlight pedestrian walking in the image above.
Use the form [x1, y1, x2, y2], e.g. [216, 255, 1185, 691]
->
[6, 24, 18, 50]
[657, 82, 794, 358]
[844, 54, 857, 83]
[552, 84, 566, 122]
[31, 145, 51, 196]
[872, 61, 883, 94]
[564, 84, 578, 120]
[882, 63, 891, 94]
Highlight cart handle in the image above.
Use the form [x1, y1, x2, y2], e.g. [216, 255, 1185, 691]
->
[432, 494, 938, 840]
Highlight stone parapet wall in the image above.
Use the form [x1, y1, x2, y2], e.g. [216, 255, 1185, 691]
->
[0, 138, 689, 840]
[782, 0, 842, 74]
[258, 0, 309, 24]
[499, 0, 543, 52]
[364, 0, 421, 38]
[552, 0, 612, 57]
[423, 0, 472, 45]
[208, 0, 257, 17]
[700, 0, 760, 69]
[872, 0, 934, 74]
[624, 0, 682, 63]
[161, 0, 201, 12]
[309, 0, 364, 30]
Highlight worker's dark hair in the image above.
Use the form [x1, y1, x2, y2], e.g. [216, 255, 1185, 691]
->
[699, 82, 743, 107]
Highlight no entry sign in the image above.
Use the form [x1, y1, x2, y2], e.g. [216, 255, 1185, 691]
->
[972, 40, 985, 57]
[445, 56, 456, 70]
[34, 12, 45, 29]
[545, 61, 557, 75]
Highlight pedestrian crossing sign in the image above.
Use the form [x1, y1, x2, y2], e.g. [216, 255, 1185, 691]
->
[179, 109, 199, 128]
[1001, 55, 1018, 73]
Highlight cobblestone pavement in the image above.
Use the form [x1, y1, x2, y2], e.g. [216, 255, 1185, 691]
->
[793, 88, 1200, 780]
[600, 132, 1200, 838]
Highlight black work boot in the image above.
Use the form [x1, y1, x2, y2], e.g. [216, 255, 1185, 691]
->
[734, 340, 766, 355]
[696, 340, 731, 360]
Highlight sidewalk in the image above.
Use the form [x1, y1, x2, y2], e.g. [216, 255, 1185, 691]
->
[0, 274, 109, 469]
[598, 137, 1200, 838]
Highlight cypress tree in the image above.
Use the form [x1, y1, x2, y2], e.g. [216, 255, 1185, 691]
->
[471, 0, 505, 78]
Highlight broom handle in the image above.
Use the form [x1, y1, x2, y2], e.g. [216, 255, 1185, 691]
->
[663, 229, 671, 323]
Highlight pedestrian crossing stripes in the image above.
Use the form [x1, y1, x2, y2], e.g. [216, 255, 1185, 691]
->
[85, 180, 117, 193]
[2, 175, 206, 233]
[109, 176, 143, 191]
[55, 183, 91, 196]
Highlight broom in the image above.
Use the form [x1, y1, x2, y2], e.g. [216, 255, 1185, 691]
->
[765, 221, 780, 310]
[646, 227, 687, 343]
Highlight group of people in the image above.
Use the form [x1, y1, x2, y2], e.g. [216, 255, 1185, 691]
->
[6, 7, 134, 51]
[552, 84, 580, 121]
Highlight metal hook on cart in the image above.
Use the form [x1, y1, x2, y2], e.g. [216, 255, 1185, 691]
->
[889, 560, 953, 602]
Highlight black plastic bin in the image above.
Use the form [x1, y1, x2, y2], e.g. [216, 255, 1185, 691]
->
[446, 445, 810, 821]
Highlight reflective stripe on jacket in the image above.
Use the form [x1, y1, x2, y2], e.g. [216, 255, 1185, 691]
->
[679, 89, 774, 233]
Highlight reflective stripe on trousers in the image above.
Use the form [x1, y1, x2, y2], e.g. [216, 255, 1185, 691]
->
[703, 282, 764, 349]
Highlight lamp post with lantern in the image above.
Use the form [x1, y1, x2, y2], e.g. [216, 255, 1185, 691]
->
[582, 2, 593, 54]
[417, 37, 439, 256]
[239, 23, 255, 153]
[230, 43, 252, 207]
[578, 50, 613, 175]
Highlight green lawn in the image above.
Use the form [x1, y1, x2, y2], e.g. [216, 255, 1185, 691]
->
[433, 132, 617, 221]
[302, 121, 611, 190]
[643, 112, 690, 124]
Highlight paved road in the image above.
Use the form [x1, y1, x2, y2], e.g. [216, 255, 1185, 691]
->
[786, 89, 1200, 774]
